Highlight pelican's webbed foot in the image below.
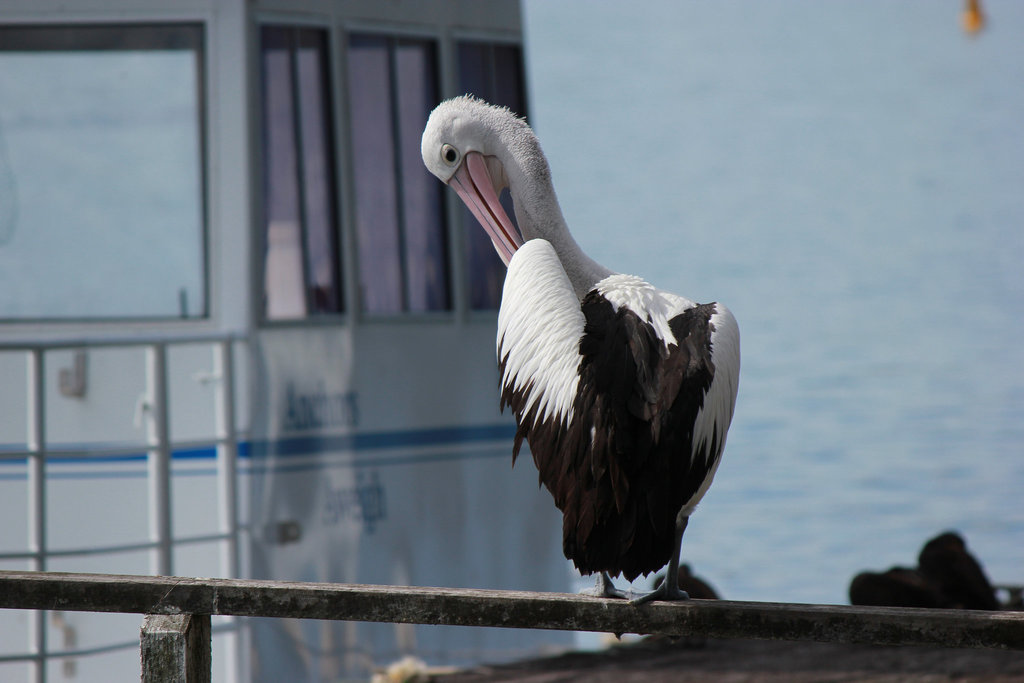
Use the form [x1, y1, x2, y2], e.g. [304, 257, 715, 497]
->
[579, 572, 629, 600]
[629, 581, 690, 605]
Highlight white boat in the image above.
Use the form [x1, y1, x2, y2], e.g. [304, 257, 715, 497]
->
[0, 1, 571, 680]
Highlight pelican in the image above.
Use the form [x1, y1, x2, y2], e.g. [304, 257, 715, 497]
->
[421, 96, 740, 602]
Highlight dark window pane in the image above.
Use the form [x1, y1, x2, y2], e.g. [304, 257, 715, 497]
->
[492, 44, 526, 114]
[347, 34, 447, 315]
[261, 26, 342, 320]
[348, 34, 403, 314]
[296, 30, 341, 313]
[457, 42, 488, 103]
[457, 41, 526, 310]
[394, 40, 449, 312]
[261, 27, 306, 318]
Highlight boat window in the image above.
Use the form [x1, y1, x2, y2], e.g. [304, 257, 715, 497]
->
[0, 24, 206, 320]
[347, 34, 450, 314]
[261, 26, 342, 320]
[457, 41, 527, 310]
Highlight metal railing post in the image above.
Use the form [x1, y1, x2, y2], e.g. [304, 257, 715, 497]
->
[145, 344, 173, 577]
[213, 340, 239, 579]
[212, 340, 241, 682]
[26, 349, 47, 683]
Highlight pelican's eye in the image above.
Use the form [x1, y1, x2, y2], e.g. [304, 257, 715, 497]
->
[441, 144, 460, 167]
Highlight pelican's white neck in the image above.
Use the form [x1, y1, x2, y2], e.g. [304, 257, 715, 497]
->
[496, 125, 613, 299]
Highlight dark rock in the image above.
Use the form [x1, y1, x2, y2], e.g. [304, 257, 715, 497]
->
[918, 531, 999, 610]
[849, 567, 947, 608]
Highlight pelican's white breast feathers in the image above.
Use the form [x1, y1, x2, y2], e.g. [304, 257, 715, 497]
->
[497, 239, 585, 427]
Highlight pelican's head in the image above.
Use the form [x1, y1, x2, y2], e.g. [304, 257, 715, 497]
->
[422, 96, 526, 265]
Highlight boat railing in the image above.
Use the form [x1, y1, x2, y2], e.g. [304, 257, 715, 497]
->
[0, 334, 247, 682]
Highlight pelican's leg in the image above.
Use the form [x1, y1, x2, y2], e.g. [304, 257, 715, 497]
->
[630, 515, 691, 605]
[580, 571, 629, 599]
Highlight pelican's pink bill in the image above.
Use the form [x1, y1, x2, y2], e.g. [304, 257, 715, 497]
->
[449, 152, 522, 265]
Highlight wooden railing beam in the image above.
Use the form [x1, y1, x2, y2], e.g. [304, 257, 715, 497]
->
[2, 570, 1022, 651]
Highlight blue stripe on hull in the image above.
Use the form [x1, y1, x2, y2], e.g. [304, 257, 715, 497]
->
[0, 423, 517, 480]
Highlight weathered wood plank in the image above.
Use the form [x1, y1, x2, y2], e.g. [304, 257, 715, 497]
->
[2, 570, 1022, 651]
[140, 613, 211, 683]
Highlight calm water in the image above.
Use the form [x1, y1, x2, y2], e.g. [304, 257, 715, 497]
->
[523, 0, 1024, 605]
